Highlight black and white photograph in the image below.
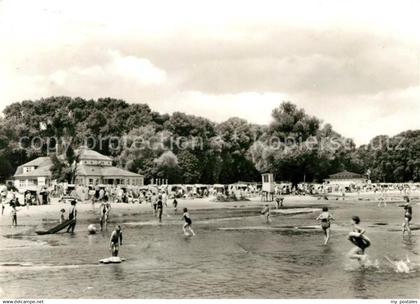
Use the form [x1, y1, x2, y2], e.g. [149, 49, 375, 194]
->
[0, 0, 419, 302]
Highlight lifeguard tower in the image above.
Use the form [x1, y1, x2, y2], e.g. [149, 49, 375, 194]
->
[261, 173, 275, 201]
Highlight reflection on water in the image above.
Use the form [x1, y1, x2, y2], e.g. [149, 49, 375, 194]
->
[0, 202, 419, 298]
[350, 271, 369, 299]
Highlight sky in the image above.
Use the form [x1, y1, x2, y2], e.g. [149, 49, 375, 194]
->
[0, 0, 419, 145]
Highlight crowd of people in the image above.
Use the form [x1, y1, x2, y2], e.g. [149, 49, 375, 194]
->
[0, 181, 416, 265]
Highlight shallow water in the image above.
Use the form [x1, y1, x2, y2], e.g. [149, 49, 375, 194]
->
[0, 201, 419, 298]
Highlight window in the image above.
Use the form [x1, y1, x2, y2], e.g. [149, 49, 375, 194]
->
[23, 166, 35, 173]
[89, 179, 93, 185]
[28, 179, 37, 186]
[20, 180, 25, 188]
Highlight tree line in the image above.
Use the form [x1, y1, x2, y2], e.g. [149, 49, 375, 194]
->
[0, 97, 418, 185]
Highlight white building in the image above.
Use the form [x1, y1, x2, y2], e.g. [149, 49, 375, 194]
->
[325, 170, 367, 186]
[13, 148, 144, 191]
[13, 157, 53, 190]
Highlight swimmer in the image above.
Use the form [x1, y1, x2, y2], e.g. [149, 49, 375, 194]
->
[109, 225, 123, 257]
[261, 204, 271, 224]
[348, 216, 371, 264]
[402, 203, 412, 236]
[182, 208, 195, 236]
[316, 207, 335, 245]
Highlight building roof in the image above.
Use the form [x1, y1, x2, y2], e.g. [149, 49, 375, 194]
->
[14, 157, 53, 178]
[21, 157, 51, 167]
[76, 164, 142, 178]
[14, 148, 142, 180]
[77, 148, 112, 162]
[328, 170, 364, 180]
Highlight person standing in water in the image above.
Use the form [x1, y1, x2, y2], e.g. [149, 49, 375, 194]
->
[316, 207, 335, 245]
[173, 198, 178, 213]
[59, 208, 66, 224]
[99, 201, 111, 231]
[66, 200, 77, 233]
[377, 188, 386, 207]
[261, 204, 271, 224]
[109, 225, 123, 257]
[348, 216, 371, 264]
[402, 203, 412, 236]
[10, 203, 19, 226]
[275, 196, 284, 209]
[162, 191, 168, 207]
[182, 208, 196, 236]
[151, 193, 158, 216]
[157, 195, 163, 223]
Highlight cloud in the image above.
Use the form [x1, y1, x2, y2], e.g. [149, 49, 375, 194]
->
[1, 50, 169, 103]
[49, 51, 167, 88]
[0, 0, 419, 145]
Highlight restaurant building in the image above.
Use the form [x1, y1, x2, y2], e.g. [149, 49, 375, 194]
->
[13, 148, 144, 190]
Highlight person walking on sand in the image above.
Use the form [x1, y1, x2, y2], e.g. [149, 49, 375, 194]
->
[402, 203, 412, 236]
[348, 216, 371, 264]
[182, 208, 196, 236]
[261, 204, 271, 224]
[316, 207, 335, 245]
[110, 225, 123, 257]
[66, 200, 77, 233]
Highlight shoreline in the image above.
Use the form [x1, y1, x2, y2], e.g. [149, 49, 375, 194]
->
[1, 192, 418, 241]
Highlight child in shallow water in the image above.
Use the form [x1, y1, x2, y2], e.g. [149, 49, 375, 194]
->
[182, 208, 196, 236]
[10, 204, 19, 227]
[402, 203, 412, 236]
[110, 225, 123, 257]
[261, 204, 271, 224]
[316, 207, 335, 245]
[348, 216, 371, 264]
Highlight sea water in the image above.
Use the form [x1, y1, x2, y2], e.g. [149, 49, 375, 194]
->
[0, 200, 419, 299]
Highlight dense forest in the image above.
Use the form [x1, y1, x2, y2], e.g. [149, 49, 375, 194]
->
[0, 97, 419, 184]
